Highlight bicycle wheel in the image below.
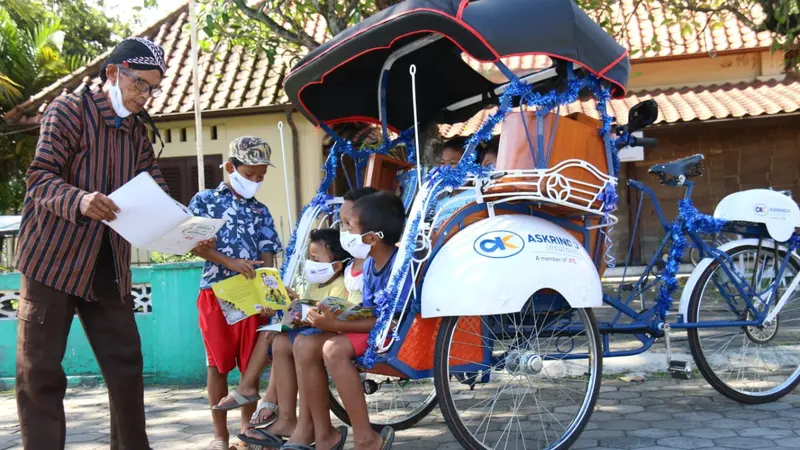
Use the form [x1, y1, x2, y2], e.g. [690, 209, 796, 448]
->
[433, 298, 602, 450]
[687, 242, 800, 403]
[328, 374, 437, 431]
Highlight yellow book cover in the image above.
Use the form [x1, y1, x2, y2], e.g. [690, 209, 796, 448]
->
[212, 268, 292, 325]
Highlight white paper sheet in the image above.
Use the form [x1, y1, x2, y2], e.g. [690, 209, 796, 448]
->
[144, 216, 226, 255]
[104, 173, 191, 247]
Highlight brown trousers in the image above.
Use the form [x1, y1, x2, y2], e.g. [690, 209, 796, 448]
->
[16, 241, 149, 449]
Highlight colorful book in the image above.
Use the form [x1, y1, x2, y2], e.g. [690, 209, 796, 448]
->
[256, 296, 374, 332]
[212, 268, 292, 325]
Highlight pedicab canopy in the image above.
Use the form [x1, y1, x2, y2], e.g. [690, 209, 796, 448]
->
[283, 0, 630, 134]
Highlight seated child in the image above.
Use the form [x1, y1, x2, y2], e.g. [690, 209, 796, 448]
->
[440, 136, 466, 168]
[341, 187, 378, 305]
[224, 228, 350, 446]
[480, 136, 499, 168]
[285, 190, 406, 450]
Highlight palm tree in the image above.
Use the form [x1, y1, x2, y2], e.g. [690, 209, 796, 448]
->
[0, 4, 67, 112]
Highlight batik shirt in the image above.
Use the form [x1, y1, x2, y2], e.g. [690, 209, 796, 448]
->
[189, 182, 282, 289]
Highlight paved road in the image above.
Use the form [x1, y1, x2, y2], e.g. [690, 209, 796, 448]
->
[2, 377, 800, 449]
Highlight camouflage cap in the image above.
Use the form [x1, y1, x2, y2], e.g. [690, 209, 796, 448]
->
[229, 136, 274, 167]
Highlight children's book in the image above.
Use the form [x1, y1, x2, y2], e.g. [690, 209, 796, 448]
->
[256, 296, 374, 332]
[212, 268, 292, 325]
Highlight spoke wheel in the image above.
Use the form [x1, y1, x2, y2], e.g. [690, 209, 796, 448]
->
[433, 300, 601, 450]
[688, 243, 800, 403]
[329, 374, 437, 431]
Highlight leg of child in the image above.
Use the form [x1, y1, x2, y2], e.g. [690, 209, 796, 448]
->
[290, 332, 342, 449]
[323, 335, 383, 450]
[216, 331, 274, 410]
[249, 332, 299, 438]
[207, 366, 230, 443]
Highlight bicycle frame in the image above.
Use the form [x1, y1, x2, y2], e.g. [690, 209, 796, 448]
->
[597, 178, 800, 359]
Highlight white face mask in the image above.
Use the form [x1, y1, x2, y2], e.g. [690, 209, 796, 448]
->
[109, 77, 133, 118]
[304, 260, 337, 284]
[229, 170, 262, 199]
[340, 230, 381, 260]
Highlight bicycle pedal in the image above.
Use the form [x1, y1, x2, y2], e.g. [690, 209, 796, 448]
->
[362, 379, 379, 395]
[668, 360, 692, 380]
[620, 283, 635, 292]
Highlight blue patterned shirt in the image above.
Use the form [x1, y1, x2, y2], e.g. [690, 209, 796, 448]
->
[189, 182, 282, 289]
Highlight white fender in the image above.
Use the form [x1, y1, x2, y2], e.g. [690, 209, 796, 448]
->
[678, 238, 792, 319]
[421, 214, 603, 318]
[714, 189, 800, 242]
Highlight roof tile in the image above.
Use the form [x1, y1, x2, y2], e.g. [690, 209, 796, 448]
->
[2, 1, 777, 126]
[439, 77, 800, 138]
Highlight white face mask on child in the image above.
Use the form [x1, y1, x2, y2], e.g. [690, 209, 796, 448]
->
[339, 231, 376, 260]
[304, 260, 336, 284]
[229, 170, 262, 199]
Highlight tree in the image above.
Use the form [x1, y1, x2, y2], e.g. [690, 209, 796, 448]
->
[0, 0, 142, 213]
[199, 0, 798, 65]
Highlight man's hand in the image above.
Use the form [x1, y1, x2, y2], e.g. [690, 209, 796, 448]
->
[286, 287, 299, 302]
[79, 192, 120, 221]
[224, 258, 263, 279]
[260, 307, 275, 318]
[307, 304, 340, 332]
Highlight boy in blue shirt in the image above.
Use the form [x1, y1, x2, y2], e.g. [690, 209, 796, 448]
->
[284, 191, 403, 450]
[190, 136, 282, 450]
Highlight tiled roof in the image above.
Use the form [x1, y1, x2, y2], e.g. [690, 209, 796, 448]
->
[3, 1, 776, 126]
[439, 76, 800, 138]
[4, 4, 328, 125]
[465, 2, 773, 78]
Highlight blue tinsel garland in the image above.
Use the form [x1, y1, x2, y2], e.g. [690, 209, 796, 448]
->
[653, 199, 728, 317]
[355, 75, 621, 368]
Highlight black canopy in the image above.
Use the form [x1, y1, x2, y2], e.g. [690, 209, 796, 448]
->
[284, 0, 630, 133]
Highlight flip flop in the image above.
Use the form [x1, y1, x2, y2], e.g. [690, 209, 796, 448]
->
[331, 426, 348, 450]
[248, 401, 279, 429]
[237, 429, 286, 448]
[213, 390, 261, 411]
[379, 427, 395, 450]
[279, 445, 315, 450]
[207, 439, 229, 450]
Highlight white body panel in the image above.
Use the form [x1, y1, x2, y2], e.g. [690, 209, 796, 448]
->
[678, 238, 791, 319]
[421, 214, 603, 318]
[714, 189, 800, 242]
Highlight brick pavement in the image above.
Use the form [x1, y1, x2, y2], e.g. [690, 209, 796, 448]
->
[2, 377, 800, 450]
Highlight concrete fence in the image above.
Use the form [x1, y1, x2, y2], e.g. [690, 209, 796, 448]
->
[0, 262, 219, 387]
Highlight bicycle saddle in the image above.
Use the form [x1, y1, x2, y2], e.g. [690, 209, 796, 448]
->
[648, 154, 705, 186]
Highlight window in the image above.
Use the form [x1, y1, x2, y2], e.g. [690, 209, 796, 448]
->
[165, 129, 172, 143]
[157, 155, 224, 206]
[180, 128, 187, 142]
[211, 125, 218, 140]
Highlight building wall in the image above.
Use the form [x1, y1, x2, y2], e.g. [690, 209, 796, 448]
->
[610, 115, 800, 263]
[154, 111, 324, 244]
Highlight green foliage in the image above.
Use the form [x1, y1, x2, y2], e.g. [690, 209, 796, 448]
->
[151, 252, 203, 264]
[0, 0, 141, 214]
[199, 0, 799, 68]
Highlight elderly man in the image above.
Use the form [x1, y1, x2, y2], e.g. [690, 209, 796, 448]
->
[15, 37, 172, 449]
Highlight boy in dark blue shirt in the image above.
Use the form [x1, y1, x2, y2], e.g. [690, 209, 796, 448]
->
[284, 191, 405, 450]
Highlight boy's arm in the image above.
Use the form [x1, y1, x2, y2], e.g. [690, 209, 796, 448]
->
[329, 317, 377, 333]
[259, 252, 275, 268]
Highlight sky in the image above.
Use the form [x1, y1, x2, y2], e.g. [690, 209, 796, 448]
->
[94, 0, 188, 29]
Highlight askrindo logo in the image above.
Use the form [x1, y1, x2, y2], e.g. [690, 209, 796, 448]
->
[474, 230, 525, 258]
[754, 204, 767, 216]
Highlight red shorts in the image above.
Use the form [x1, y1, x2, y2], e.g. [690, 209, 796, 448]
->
[344, 333, 370, 357]
[197, 289, 267, 374]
